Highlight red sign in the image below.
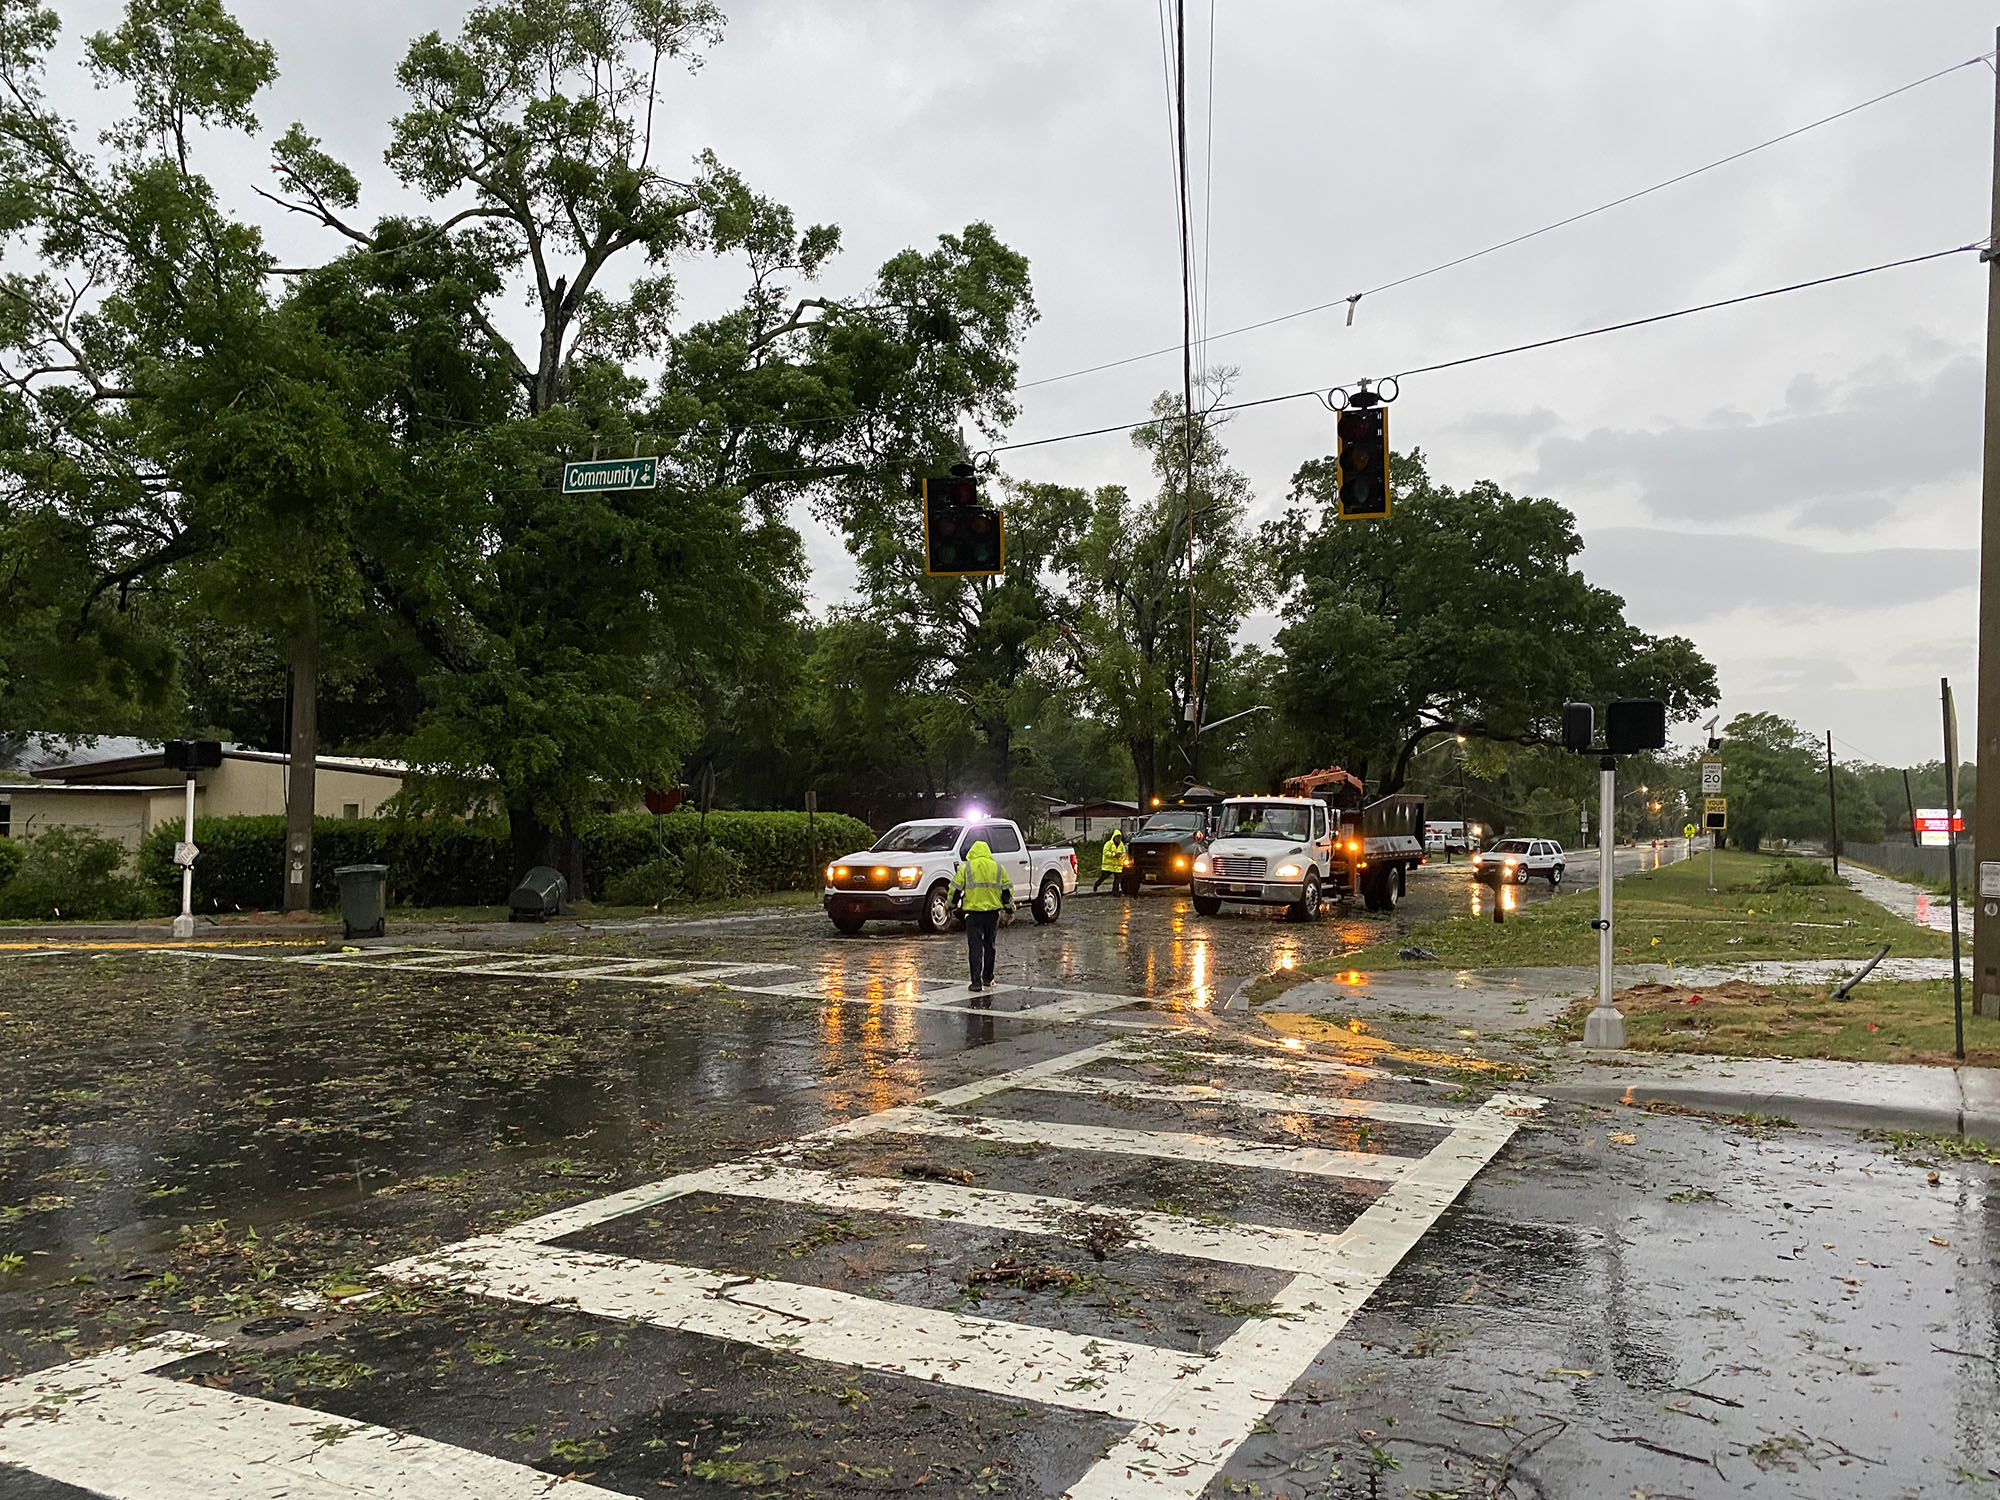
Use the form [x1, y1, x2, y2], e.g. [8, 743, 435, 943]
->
[1914, 811, 1963, 834]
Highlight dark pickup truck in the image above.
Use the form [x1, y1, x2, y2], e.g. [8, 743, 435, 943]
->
[1117, 806, 1213, 894]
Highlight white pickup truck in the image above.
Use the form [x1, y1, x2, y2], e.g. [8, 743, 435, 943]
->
[823, 817, 1079, 934]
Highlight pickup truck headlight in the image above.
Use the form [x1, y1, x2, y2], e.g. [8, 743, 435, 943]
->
[1192, 854, 1211, 875]
[897, 866, 922, 888]
[828, 864, 848, 882]
[1274, 861, 1304, 880]
[1470, 853, 1484, 864]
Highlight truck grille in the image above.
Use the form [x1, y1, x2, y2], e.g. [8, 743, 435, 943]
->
[1212, 855, 1267, 880]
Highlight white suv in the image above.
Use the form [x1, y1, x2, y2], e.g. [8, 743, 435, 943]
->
[1472, 838, 1565, 886]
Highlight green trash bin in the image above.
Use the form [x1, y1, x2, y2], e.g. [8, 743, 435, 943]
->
[334, 864, 388, 939]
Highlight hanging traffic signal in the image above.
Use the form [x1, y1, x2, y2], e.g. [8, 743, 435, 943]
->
[1335, 400, 1389, 519]
[923, 468, 1004, 576]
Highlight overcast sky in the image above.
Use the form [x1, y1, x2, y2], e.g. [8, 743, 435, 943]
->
[47, 0, 2000, 766]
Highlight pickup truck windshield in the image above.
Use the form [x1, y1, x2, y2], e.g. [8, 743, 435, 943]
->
[1141, 811, 1204, 832]
[1217, 804, 1312, 840]
[870, 823, 963, 854]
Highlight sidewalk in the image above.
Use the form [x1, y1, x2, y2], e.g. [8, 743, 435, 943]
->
[1546, 1047, 2000, 1139]
[1842, 861, 1972, 936]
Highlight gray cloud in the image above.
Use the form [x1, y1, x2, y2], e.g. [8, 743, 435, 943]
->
[1581, 526, 1974, 621]
[1533, 356, 1981, 523]
[1446, 406, 1563, 445]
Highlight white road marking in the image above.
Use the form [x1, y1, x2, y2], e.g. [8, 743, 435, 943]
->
[0, 1331, 624, 1499]
[1, 1003, 1540, 1500]
[620, 1160, 1367, 1276]
[379, 1235, 1202, 1418]
[829, 1107, 1416, 1182]
[1065, 1094, 1541, 1498]
[1023, 1074, 1468, 1129]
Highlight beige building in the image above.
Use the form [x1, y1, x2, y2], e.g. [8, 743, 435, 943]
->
[0, 748, 406, 852]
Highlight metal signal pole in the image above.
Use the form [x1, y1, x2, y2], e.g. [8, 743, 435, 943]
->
[1976, 25, 2000, 1019]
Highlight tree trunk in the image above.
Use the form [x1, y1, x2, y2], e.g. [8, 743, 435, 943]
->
[281, 625, 318, 913]
[1131, 736, 1155, 812]
[509, 803, 555, 884]
[559, 814, 587, 902]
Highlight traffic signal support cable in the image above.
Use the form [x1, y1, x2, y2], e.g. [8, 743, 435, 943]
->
[984, 239, 1984, 458]
[1014, 50, 1995, 393]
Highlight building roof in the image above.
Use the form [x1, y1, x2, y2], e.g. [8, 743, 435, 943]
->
[34, 747, 408, 783]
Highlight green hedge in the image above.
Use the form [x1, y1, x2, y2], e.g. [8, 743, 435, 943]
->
[136, 809, 874, 912]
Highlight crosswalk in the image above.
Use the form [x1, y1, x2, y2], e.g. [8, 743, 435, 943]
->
[177, 943, 1175, 1025]
[1, 1024, 1542, 1499]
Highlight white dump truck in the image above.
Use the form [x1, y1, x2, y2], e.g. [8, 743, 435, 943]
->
[1188, 767, 1426, 919]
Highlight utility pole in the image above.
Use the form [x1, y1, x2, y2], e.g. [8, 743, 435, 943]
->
[1976, 24, 2000, 1019]
[282, 618, 318, 913]
[1824, 730, 1840, 877]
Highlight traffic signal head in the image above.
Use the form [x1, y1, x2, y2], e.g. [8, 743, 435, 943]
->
[923, 474, 1004, 576]
[1561, 702, 1594, 753]
[1335, 406, 1389, 519]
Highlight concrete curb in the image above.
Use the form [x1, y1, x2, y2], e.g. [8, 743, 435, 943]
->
[1544, 1047, 2000, 1139]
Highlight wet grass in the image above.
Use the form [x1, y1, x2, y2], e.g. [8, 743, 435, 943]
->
[1557, 977, 2000, 1065]
[1309, 850, 1946, 973]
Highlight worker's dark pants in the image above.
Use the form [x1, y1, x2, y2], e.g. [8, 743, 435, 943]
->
[1092, 867, 1116, 891]
[965, 909, 999, 986]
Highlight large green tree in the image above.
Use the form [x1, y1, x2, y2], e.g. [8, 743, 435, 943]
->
[1062, 392, 1256, 809]
[1266, 451, 1718, 791]
[258, 1, 1035, 886]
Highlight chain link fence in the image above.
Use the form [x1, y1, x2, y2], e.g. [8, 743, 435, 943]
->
[1840, 839, 1972, 887]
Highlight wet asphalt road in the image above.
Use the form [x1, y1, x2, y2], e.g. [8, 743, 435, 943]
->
[7, 834, 1994, 1498]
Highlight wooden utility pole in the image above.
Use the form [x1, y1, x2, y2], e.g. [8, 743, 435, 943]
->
[1976, 26, 2000, 1018]
[1824, 730, 1840, 877]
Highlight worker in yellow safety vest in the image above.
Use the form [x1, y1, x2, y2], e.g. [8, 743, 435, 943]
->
[949, 838, 1014, 992]
[1094, 827, 1127, 892]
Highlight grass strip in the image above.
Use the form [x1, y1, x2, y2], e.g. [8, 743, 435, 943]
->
[1323, 850, 1949, 973]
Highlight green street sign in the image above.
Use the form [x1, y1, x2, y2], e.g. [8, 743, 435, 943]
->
[563, 457, 658, 494]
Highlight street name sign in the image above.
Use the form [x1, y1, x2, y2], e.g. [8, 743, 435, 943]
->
[1700, 760, 1722, 795]
[562, 457, 658, 495]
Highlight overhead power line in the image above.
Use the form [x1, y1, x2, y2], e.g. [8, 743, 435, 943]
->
[1014, 50, 1994, 393]
[987, 241, 1981, 457]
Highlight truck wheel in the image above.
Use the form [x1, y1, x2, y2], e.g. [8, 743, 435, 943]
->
[1032, 877, 1063, 924]
[1360, 870, 1382, 912]
[1192, 894, 1222, 916]
[1287, 872, 1322, 922]
[1118, 872, 1142, 897]
[1377, 868, 1397, 912]
[831, 913, 865, 935]
[918, 882, 952, 933]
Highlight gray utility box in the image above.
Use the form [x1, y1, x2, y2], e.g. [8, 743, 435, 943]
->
[334, 864, 389, 939]
[509, 866, 568, 923]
